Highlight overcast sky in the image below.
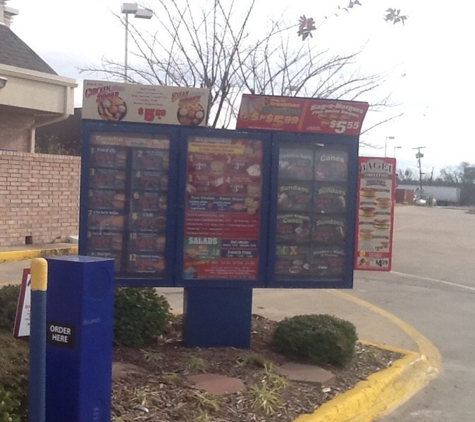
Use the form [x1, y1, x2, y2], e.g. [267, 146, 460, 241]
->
[8, 0, 475, 175]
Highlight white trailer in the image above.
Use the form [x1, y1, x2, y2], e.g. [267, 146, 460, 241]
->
[400, 185, 461, 206]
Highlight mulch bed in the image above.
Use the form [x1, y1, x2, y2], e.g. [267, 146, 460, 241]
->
[112, 315, 403, 421]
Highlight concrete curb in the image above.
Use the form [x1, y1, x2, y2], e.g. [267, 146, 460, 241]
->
[292, 290, 442, 422]
[0, 246, 78, 263]
[294, 343, 438, 422]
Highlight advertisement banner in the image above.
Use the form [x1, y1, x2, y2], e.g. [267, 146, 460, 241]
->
[83, 80, 210, 126]
[355, 157, 396, 272]
[236, 95, 368, 136]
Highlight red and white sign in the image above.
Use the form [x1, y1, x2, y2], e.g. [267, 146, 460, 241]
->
[83, 80, 210, 127]
[355, 157, 396, 272]
[13, 269, 31, 339]
[236, 94, 368, 136]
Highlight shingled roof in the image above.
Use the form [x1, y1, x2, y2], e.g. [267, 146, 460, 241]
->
[0, 24, 57, 74]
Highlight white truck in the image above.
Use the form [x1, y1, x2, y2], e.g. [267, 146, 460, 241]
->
[402, 185, 461, 206]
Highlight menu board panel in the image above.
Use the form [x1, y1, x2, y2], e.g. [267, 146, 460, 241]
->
[183, 137, 263, 280]
[86, 134, 170, 276]
[355, 157, 396, 271]
[275, 143, 349, 281]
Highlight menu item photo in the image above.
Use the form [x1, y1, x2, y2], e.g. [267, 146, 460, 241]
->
[275, 244, 311, 278]
[89, 168, 126, 190]
[278, 182, 312, 212]
[279, 148, 314, 180]
[313, 216, 346, 243]
[314, 150, 348, 181]
[310, 246, 345, 278]
[314, 184, 347, 214]
[276, 213, 311, 243]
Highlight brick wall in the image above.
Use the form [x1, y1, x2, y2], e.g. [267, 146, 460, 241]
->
[0, 151, 81, 247]
[0, 111, 33, 152]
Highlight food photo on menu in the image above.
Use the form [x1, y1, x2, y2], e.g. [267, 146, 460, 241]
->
[358, 181, 392, 252]
[314, 150, 348, 181]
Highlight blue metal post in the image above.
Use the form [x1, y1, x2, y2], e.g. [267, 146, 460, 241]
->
[29, 258, 48, 422]
[183, 286, 253, 348]
[45, 256, 115, 422]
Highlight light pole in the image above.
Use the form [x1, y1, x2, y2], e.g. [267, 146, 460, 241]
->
[393, 145, 402, 158]
[121, 3, 153, 82]
[384, 136, 395, 157]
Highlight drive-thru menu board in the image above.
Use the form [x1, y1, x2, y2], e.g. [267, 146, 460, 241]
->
[275, 144, 349, 280]
[183, 137, 263, 279]
[355, 157, 396, 271]
[86, 134, 170, 276]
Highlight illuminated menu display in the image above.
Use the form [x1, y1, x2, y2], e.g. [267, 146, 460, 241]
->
[275, 144, 349, 280]
[87, 134, 170, 276]
[183, 137, 263, 279]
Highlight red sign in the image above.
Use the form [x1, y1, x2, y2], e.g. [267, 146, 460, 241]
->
[236, 95, 368, 136]
[355, 157, 396, 272]
[183, 137, 263, 280]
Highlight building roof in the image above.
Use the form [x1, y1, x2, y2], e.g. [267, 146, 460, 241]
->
[0, 24, 57, 75]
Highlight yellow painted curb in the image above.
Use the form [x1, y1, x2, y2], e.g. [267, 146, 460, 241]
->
[0, 246, 78, 263]
[0, 281, 21, 286]
[293, 291, 442, 422]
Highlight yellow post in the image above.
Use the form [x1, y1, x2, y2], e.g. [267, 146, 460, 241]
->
[29, 257, 48, 422]
[31, 258, 48, 291]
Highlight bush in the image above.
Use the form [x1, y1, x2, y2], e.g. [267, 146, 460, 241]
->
[114, 288, 171, 348]
[0, 285, 21, 333]
[272, 314, 358, 367]
[0, 383, 21, 422]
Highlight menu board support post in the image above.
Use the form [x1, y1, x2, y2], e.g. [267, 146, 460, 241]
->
[183, 286, 253, 348]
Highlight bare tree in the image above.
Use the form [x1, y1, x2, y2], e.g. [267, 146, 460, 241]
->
[82, 0, 400, 134]
[398, 167, 416, 182]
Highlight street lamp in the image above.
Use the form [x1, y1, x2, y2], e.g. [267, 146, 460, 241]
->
[121, 3, 153, 82]
[393, 145, 402, 158]
[384, 136, 395, 157]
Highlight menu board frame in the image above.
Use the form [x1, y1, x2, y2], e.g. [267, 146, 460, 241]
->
[80, 118, 359, 289]
[266, 132, 359, 289]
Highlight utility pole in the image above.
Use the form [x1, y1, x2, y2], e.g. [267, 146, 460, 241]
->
[413, 146, 426, 195]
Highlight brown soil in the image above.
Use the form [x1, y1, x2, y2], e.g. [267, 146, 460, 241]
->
[112, 315, 403, 422]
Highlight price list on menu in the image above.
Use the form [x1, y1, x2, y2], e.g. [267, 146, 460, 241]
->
[183, 137, 263, 280]
[86, 134, 170, 276]
[275, 144, 349, 280]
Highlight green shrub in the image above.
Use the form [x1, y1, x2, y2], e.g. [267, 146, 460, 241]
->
[0, 383, 21, 422]
[272, 314, 358, 367]
[114, 288, 171, 348]
[0, 285, 21, 333]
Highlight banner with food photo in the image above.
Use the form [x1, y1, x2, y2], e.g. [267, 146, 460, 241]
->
[236, 95, 368, 136]
[355, 157, 396, 271]
[183, 137, 263, 280]
[83, 80, 210, 126]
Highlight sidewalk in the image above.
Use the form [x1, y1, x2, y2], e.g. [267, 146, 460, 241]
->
[0, 243, 441, 422]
